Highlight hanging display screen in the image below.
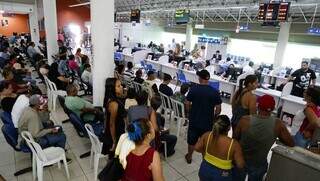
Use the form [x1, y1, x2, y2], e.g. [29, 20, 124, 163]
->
[130, 9, 141, 23]
[258, 2, 290, 23]
[175, 9, 190, 24]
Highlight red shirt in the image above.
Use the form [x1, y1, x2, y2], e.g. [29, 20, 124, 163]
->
[299, 105, 320, 135]
[122, 147, 155, 181]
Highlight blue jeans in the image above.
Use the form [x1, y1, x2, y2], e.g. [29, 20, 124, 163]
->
[233, 161, 268, 181]
[294, 131, 310, 148]
[38, 131, 66, 149]
[199, 160, 232, 181]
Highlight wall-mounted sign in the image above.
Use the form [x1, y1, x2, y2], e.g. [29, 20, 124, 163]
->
[198, 37, 220, 44]
[307, 27, 320, 35]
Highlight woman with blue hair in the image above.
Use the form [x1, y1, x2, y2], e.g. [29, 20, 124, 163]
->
[122, 118, 164, 181]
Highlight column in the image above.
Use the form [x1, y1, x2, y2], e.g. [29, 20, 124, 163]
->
[185, 23, 193, 51]
[273, 22, 291, 68]
[42, 0, 58, 64]
[28, 0, 40, 45]
[91, 0, 114, 106]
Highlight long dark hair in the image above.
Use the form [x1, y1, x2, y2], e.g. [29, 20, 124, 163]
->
[103, 78, 117, 106]
[305, 86, 320, 106]
[233, 74, 258, 104]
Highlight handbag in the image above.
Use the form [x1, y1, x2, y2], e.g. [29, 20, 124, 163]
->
[98, 156, 124, 181]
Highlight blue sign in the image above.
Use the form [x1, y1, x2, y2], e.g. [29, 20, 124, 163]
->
[307, 27, 320, 35]
[198, 37, 221, 44]
[239, 25, 250, 31]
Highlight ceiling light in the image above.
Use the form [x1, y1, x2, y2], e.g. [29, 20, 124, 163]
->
[0, 10, 5, 14]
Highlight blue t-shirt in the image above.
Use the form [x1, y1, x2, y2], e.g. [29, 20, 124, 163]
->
[186, 84, 222, 129]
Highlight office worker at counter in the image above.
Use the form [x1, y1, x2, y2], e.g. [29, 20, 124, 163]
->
[287, 60, 316, 98]
[211, 50, 222, 61]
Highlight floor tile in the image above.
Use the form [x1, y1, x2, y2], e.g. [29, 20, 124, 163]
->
[168, 157, 200, 176]
[162, 162, 183, 181]
[185, 171, 199, 181]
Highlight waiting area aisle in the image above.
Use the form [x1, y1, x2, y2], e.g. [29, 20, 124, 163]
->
[0, 102, 231, 181]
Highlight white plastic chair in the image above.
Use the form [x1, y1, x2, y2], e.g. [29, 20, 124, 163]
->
[43, 75, 67, 111]
[159, 92, 174, 125]
[133, 81, 143, 93]
[170, 98, 188, 138]
[281, 82, 293, 97]
[21, 131, 69, 181]
[84, 124, 106, 181]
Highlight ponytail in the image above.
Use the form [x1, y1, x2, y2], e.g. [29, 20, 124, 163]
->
[127, 118, 151, 145]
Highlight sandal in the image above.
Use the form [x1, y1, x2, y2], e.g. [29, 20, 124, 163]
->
[185, 154, 192, 164]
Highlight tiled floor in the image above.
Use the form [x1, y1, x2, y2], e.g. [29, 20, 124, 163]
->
[0, 100, 235, 181]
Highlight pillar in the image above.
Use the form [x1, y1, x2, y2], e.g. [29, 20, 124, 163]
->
[91, 0, 114, 106]
[42, 0, 58, 64]
[28, 0, 40, 45]
[185, 23, 193, 51]
[273, 22, 291, 68]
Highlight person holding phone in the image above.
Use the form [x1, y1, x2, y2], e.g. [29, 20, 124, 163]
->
[18, 95, 68, 150]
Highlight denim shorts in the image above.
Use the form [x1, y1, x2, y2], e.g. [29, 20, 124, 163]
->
[198, 160, 232, 181]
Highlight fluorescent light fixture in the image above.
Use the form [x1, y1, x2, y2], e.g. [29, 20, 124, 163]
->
[195, 24, 204, 29]
[69, 2, 90, 7]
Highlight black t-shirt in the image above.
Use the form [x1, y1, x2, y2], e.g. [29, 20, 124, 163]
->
[159, 84, 173, 97]
[134, 77, 144, 84]
[59, 46, 67, 60]
[291, 68, 316, 89]
[186, 84, 222, 129]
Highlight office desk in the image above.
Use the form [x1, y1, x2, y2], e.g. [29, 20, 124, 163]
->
[281, 95, 306, 116]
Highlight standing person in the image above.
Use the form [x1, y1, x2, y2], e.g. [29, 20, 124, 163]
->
[287, 61, 317, 98]
[75, 48, 83, 66]
[294, 87, 320, 148]
[195, 115, 244, 181]
[122, 118, 164, 181]
[102, 78, 126, 155]
[185, 69, 222, 164]
[57, 40, 67, 60]
[233, 95, 294, 181]
[231, 74, 258, 131]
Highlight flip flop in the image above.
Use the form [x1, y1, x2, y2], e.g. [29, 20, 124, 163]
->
[185, 154, 192, 164]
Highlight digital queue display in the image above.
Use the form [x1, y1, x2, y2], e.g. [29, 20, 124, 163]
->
[258, 2, 290, 23]
[130, 9, 141, 23]
[175, 9, 190, 25]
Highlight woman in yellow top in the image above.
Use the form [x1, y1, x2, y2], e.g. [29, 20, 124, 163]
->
[195, 115, 245, 181]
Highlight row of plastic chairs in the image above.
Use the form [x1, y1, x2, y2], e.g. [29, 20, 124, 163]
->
[159, 92, 188, 139]
[43, 75, 67, 111]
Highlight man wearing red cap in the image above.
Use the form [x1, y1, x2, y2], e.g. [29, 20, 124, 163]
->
[233, 95, 294, 181]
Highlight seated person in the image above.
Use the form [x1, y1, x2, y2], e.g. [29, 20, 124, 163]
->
[48, 61, 70, 91]
[133, 69, 144, 84]
[0, 81, 17, 100]
[159, 73, 173, 97]
[65, 84, 103, 123]
[67, 55, 80, 75]
[18, 95, 68, 151]
[123, 62, 135, 80]
[221, 64, 236, 80]
[12, 87, 42, 128]
[144, 70, 159, 97]
[125, 88, 138, 110]
[81, 63, 92, 86]
[127, 91, 153, 123]
[151, 96, 177, 157]
[2, 68, 29, 94]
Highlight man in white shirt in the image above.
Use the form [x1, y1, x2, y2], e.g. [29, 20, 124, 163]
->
[12, 94, 30, 128]
[243, 61, 255, 74]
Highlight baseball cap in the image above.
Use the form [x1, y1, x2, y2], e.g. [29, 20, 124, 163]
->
[29, 95, 46, 106]
[258, 95, 275, 112]
[196, 69, 210, 80]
